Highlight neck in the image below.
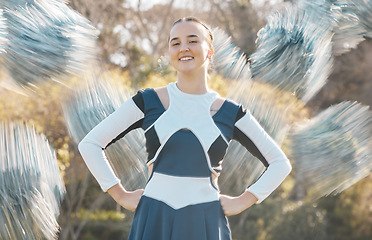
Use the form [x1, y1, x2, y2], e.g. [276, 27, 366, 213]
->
[176, 69, 209, 94]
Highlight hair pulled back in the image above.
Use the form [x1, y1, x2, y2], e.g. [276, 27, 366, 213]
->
[170, 17, 213, 46]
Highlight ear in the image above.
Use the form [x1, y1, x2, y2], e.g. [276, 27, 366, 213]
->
[207, 48, 214, 59]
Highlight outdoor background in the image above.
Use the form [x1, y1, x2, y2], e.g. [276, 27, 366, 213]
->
[1, 0, 371, 239]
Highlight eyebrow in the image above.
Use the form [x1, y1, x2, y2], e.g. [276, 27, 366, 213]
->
[169, 34, 199, 43]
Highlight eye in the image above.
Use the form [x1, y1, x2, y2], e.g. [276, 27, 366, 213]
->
[171, 42, 180, 46]
[189, 40, 198, 43]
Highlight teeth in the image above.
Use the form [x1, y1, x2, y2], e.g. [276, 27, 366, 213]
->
[180, 57, 193, 61]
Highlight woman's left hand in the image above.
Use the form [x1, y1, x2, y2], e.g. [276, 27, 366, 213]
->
[219, 190, 258, 216]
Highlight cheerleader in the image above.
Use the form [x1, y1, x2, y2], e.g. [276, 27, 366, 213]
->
[79, 17, 291, 240]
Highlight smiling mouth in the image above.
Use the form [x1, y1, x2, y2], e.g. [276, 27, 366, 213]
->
[179, 56, 194, 61]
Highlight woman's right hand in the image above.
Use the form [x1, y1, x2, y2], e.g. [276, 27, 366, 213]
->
[107, 183, 144, 211]
[120, 189, 144, 211]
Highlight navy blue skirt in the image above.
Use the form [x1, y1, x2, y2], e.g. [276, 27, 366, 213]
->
[128, 196, 231, 240]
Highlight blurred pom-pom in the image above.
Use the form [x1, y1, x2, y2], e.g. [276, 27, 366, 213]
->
[299, 0, 372, 54]
[0, 121, 65, 240]
[249, 5, 333, 103]
[330, 1, 367, 55]
[211, 28, 251, 81]
[353, 0, 372, 37]
[0, 9, 6, 53]
[0, 0, 98, 89]
[289, 101, 372, 201]
[62, 71, 148, 190]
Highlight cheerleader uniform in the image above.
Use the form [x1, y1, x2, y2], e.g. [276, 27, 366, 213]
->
[78, 82, 292, 240]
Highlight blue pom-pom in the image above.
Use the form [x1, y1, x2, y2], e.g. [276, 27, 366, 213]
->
[0, 9, 6, 53]
[249, 5, 334, 103]
[211, 28, 251, 81]
[330, 1, 367, 55]
[0, 121, 65, 239]
[353, 0, 372, 37]
[290, 101, 372, 200]
[1, 0, 98, 89]
[299, 0, 369, 55]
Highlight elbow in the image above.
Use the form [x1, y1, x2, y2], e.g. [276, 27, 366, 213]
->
[271, 156, 292, 177]
[285, 158, 292, 176]
[78, 137, 105, 157]
[78, 138, 88, 155]
[269, 155, 292, 176]
[78, 141, 84, 156]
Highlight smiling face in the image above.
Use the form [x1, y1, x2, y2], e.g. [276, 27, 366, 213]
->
[168, 21, 213, 75]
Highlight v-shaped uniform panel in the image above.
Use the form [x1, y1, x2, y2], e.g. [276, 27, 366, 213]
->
[152, 82, 225, 154]
[153, 129, 212, 177]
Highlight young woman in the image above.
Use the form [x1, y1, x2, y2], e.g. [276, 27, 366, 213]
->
[78, 17, 292, 240]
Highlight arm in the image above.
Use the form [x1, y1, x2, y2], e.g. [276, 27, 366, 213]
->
[107, 183, 144, 211]
[220, 106, 291, 215]
[78, 92, 145, 208]
[219, 190, 258, 216]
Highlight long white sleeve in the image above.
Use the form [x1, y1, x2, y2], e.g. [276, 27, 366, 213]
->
[234, 109, 292, 203]
[78, 97, 144, 192]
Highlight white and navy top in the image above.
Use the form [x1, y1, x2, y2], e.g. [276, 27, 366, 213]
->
[78, 82, 292, 204]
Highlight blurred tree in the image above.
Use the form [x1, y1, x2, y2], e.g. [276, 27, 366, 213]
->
[206, 0, 265, 54]
[68, 0, 128, 60]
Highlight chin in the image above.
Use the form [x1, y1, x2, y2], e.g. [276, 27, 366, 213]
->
[178, 69, 199, 75]
[175, 66, 196, 73]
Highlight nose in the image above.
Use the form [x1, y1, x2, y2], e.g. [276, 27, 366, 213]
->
[180, 43, 190, 52]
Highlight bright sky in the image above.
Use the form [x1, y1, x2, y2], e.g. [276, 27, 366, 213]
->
[124, 0, 188, 10]
[124, 0, 283, 11]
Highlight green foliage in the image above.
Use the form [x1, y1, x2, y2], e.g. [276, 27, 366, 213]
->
[123, 43, 156, 86]
[0, 74, 71, 178]
[229, 175, 372, 240]
[78, 223, 130, 240]
[73, 209, 127, 222]
[268, 202, 328, 240]
[140, 68, 176, 89]
[141, 68, 231, 96]
[228, 198, 284, 240]
[317, 175, 372, 240]
[229, 198, 328, 240]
